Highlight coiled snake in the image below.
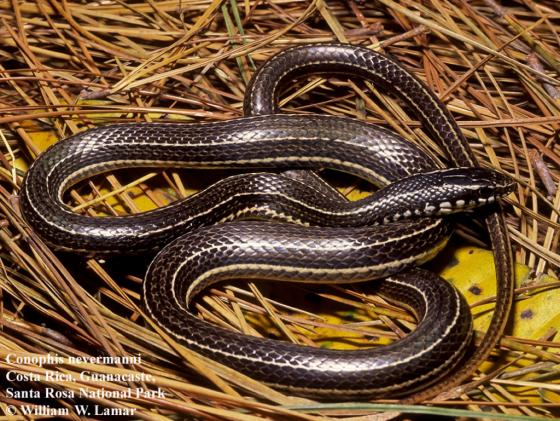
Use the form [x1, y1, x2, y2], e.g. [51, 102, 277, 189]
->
[20, 44, 514, 400]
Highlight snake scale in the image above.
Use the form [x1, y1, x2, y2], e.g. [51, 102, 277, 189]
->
[20, 44, 514, 400]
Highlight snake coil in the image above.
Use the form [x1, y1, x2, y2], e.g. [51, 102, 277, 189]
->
[20, 44, 514, 400]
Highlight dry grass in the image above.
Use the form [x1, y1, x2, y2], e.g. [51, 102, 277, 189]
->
[0, 0, 559, 420]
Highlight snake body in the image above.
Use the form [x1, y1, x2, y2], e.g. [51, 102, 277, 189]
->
[20, 44, 514, 399]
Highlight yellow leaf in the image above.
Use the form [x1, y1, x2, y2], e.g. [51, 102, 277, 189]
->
[437, 246, 560, 343]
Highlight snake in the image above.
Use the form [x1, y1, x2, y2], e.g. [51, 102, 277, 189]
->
[19, 43, 514, 400]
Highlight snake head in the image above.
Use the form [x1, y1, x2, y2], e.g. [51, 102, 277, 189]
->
[438, 167, 515, 211]
[367, 167, 514, 223]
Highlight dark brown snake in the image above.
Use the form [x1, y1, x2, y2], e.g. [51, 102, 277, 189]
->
[20, 44, 514, 400]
